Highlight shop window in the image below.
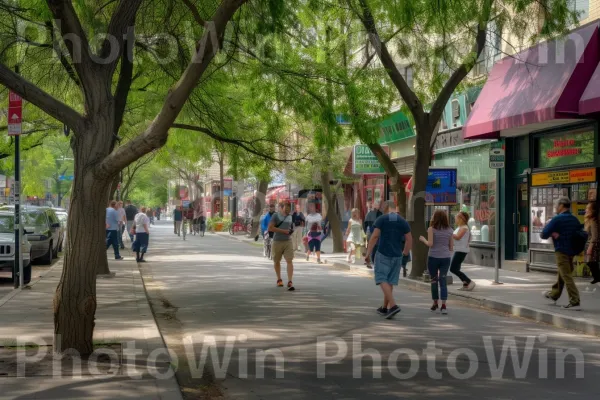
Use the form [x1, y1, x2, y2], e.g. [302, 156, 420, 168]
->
[535, 126, 594, 169]
[431, 144, 497, 244]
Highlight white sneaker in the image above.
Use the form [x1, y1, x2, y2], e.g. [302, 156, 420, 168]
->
[466, 281, 476, 291]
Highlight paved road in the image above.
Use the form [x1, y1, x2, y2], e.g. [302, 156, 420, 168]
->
[142, 221, 600, 399]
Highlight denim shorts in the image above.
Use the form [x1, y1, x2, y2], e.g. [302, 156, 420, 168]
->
[374, 252, 403, 285]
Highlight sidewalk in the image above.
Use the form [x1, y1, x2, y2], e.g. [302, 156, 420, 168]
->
[0, 256, 182, 400]
[221, 232, 600, 337]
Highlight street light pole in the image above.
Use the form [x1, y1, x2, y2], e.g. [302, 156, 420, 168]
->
[13, 65, 23, 289]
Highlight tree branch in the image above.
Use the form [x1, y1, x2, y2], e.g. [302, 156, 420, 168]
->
[428, 2, 491, 130]
[46, 0, 95, 87]
[45, 20, 80, 86]
[182, 0, 206, 26]
[101, 0, 143, 78]
[112, 28, 136, 149]
[0, 64, 84, 132]
[171, 124, 309, 162]
[95, 0, 249, 180]
[353, 0, 424, 123]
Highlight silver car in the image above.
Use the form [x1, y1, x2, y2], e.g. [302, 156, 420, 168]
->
[0, 212, 32, 275]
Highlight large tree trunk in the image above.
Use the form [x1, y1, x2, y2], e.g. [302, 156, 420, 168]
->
[408, 126, 434, 278]
[321, 170, 344, 253]
[251, 180, 268, 238]
[53, 116, 115, 356]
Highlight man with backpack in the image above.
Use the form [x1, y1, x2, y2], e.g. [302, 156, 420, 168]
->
[541, 197, 585, 310]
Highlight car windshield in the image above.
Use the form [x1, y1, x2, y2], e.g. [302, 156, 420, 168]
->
[0, 215, 14, 233]
[22, 212, 47, 233]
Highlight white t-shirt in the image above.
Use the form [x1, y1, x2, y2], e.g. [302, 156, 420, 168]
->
[453, 226, 470, 253]
[134, 212, 150, 233]
[306, 213, 323, 230]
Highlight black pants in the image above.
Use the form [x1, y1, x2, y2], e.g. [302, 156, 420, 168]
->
[588, 261, 600, 281]
[450, 252, 471, 284]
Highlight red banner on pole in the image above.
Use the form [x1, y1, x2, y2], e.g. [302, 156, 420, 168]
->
[8, 91, 22, 136]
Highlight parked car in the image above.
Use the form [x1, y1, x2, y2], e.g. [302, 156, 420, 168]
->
[55, 211, 67, 252]
[0, 206, 62, 265]
[0, 212, 33, 281]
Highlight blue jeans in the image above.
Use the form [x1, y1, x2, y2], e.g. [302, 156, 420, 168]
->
[106, 230, 121, 259]
[428, 257, 451, 301]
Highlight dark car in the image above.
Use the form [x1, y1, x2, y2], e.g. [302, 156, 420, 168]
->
[0, 206, 62, 265]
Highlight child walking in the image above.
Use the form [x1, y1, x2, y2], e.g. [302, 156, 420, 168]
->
[451, 212, 476, 291]
[306, 222, 323, 264]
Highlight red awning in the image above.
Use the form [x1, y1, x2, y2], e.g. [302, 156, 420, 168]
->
[580, 62, 600, 114]
[463, 23, 600, 139]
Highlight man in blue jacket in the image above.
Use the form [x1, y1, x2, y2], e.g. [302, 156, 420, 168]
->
[540, 197, 582, 309]
[261, 203, 276, 257]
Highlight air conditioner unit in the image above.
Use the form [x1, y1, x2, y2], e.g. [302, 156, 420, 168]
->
[452, 100, 460, 119]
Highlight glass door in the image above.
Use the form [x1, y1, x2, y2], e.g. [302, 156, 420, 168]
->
[516, 183, 529, 259]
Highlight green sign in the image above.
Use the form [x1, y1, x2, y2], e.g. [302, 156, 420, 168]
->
[378, 111, 414, 144]
[353, 145, 388, 174]
[537, 129, 594, 169]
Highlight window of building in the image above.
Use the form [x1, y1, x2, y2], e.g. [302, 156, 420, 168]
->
[431, 143, 497, 244]
[401, 65, 413, 89]
[451, 99, 461, 127]
[568, 0, 590, 21]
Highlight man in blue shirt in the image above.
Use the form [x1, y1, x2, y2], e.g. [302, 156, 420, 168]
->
[541, 196, 582, 309]
[365, 200, 412, 319]
[261, 203, 276, 257]
[106, 200, 123, 260]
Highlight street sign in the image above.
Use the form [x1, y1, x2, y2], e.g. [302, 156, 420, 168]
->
[8, 91, 22, 136]
[489, 141, 505, 169]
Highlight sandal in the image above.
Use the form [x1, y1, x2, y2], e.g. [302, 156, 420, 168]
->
[287, 281, 295, 291]
[277, 279, 283, 287]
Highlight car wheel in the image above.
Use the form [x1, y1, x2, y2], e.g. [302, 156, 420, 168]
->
[42, 242, 53, 265]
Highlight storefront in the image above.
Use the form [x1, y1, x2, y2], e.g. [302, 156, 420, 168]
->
[429, 141, 498, 266]
[463, 21, 600, 274]
[528, 123, 598, 274]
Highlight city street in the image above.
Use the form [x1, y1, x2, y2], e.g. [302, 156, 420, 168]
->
[142, 221, 600, 399]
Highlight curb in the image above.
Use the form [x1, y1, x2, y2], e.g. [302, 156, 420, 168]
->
[330, 261, 600, 337]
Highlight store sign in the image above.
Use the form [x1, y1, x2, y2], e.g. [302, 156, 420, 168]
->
[352, 145, 389, 174]
[532, 168, 596, 186]
[489, 141, 505, 169]
[537, 130, 594, 169]
[378, 111, 414, 144]
[223, 178, 233, 196]
[425, 168, 457, 205]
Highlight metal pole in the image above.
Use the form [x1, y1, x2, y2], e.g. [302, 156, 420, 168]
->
[14, 65, 22, 289]
[493, 164, 503, 284]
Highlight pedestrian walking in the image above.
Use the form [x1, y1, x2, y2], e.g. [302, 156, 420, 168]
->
[261, 203, 276, 257]
[364, 202, 382, 266]
[132, 206, 150, 262]
[106, 200, 124, 260]
[291, 204, 305, 251]
[117, 201, 126, 249]
[450, 211, 476, 291]
[541, 197, 585, 309]
[173, 206, 183, 236]
[584, 201, 600, 284]
[305, 221, 324, 263]
[420, 210, 454, 314]
[124, 200, 138, 242]
[345, 208, 365, 263]
[365, 200, 412, 319]
[269, 201, 296, 291]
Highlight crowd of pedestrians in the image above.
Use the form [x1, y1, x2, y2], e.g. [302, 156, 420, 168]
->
[105, 199, 153, 262]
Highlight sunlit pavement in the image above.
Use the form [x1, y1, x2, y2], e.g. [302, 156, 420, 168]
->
[143, 220, 600, 399]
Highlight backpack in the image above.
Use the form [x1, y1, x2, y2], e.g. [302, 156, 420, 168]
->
[571, 228, 588, 255]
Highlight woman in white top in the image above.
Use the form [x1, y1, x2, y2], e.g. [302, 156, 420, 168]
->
[131, 206, 151, 263]
[450, 211, 475, 291]
[345, 208, 364, 263]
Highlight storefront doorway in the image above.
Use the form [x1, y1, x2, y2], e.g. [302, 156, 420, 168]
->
[515, 182, 529, 260]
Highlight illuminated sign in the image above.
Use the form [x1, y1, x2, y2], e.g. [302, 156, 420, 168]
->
[425, 168, 457, 205]
[538, 130, 594, 168]
[531, 168, 596, 186]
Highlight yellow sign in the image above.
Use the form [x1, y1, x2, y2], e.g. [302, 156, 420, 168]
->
[569, 168, 596, 183]
[532, 168, 596, 186]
